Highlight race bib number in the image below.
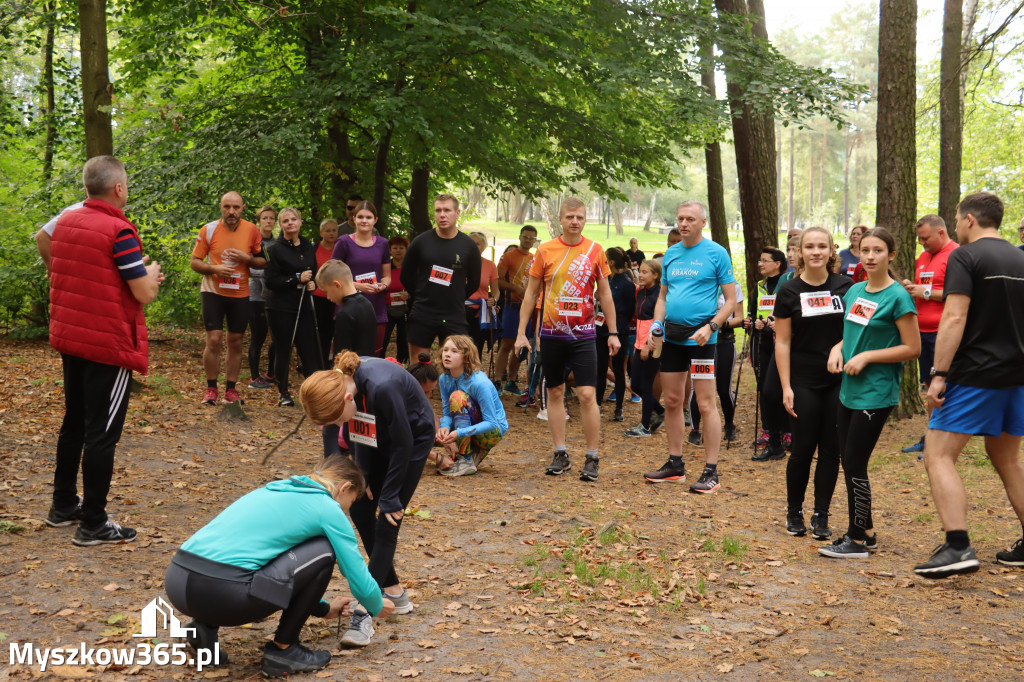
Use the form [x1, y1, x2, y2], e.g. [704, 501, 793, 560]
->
[595, 312, 606, 327]
[355, 272, 377, 285]
[799, 291, 844, 317]
[919, 271, 934, 285]
[349, 411, 377, 447]
[690, 358, 715, 380]
[389, 292, 405, 307]
[847, 263, 857, 276]
[758, 295, 776, 313]
[429, 265, 453, 286]
[557, 296, 584, 318]
[846, 297, 878, 326]
[218, 272, 240, 290]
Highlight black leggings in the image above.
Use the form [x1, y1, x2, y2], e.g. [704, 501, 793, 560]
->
[164, 538, 335, 645]
[312, 295, 335, 370]
[630, 349, 663, 429]
[786, 383, 841, 514]
[690, 340, 737, 431]
[758, 354, 785, 444]
[383, 309, 409, 364]
[247, 301, 276, 379]
[596, 335, 627, 409]
[267, 307, 321, 397]
[837, 404, 893, 541]
[349, 447, 429, 588]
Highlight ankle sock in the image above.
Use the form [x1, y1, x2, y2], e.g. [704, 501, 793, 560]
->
[207, 379, 217, 389]
[705, 463, 718, 473]
[555, 446, 567, 454]
[586, 449, 598, 460]
[946, 529, 970, 551]
[669, 455, 684, 468]
[226, 381, 236, 390]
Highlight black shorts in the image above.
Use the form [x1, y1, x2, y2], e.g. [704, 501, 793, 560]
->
[919, 331, 937, 386]
[540, 337, 598, 388]
[201, 292, 250, 334]
[660, 341, 717, 376]
[407, 316, 469, 349]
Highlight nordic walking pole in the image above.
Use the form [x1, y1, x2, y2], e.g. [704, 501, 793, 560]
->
[290, 285, 307, 350]
[728, 330, 751, 450]
[751, 321, 762, 460]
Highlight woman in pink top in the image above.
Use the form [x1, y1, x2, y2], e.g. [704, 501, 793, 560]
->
[468, 232, 499, 360]
[312, 218, 338, 367]
[383, 236, 410, 363]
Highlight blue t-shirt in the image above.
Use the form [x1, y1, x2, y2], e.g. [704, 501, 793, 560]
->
[662, 238, 735, 346]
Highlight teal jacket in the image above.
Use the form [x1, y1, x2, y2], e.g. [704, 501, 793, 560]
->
[180, 476, 383, 616]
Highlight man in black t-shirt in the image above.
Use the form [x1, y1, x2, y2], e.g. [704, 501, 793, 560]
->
[915, 192, 1024, 579]
[400, 194, 481, 359]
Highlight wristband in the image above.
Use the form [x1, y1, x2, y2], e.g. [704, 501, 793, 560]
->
[650, 320, 664, 335]
[607, 331, 620, 336]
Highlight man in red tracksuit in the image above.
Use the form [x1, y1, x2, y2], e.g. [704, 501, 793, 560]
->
[46, 155, 164, 546]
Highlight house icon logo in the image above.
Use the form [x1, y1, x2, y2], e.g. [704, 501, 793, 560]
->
[133, 597, 196, 638]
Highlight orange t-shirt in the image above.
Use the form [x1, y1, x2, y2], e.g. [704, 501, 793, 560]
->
[528, 236, 610, 340]
[192, 219, 263, 298]
[498, 248, 534, 303]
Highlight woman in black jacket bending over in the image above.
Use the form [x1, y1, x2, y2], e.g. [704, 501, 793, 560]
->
[265, 207, 322, 406]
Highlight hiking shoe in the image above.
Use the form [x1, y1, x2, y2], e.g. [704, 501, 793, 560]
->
[650, 410, 665, 433]
[863, 533, 878, 552]
[996, 538, 1024, 566]
[340, 609, 375, 647]
[753, 429, 769, 446]
[818, 535, 869, 559]
[752, 444, 786, 462]
[687, 429, 703, 446]
[440, 457, 477, 477]
[683, 408, 691, 427]
[223, 388, 243, 404]
[201, 387, 218, 405]
[579, 455, 599, 482]
[545, 451, 571, 475]
[724, 424, 738, 443]
[516, 394, 537, 408]
[46, 499, 82, 527]
[786, 510, 806, 537]
[72, 519, 137, 546]
[249, 376, 273, 390]
[278, 393, 295, 407]
[914, 543, 980, 578]
[625, 424, 651, 437]
[384, 589, 415, 615]
[810, 512, 832, 541]
[690, 467, 720, 494]
[185, 620, 227, 665]
[902, 438, 925, 454]
[261, 641, 330, 677]
[503, 381, 524, 396]
[644, 460, 686, 484]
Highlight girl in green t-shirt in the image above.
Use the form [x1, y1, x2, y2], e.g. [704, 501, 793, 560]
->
[820, 227, 920, 560]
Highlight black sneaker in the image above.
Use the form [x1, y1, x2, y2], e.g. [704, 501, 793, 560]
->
[185, 620, 228, 665]
[260, 642, 331, 678]
[752, 443, 786, 462]
[613, 408, 624, 422]
[996, 538, 1024, 567]
[689, 467, 720, 494]
[278, 393, 295, 407]
[545, 451, 571, 475]
[863, 532, 878, 552]
[914, 543, 980, 579]
[579, 456, 599, 482]
[687, 429, 702, 446]
[46, 499, 82, 527]
[72, 519, 137, 546]
[644, 460, 686, 484]
[786, 510, 806, 537]
[649, 410, 665, 433]
[818, 535, 869, 559]
[810, 512, 832, 541]
[724, 424, 738, 443]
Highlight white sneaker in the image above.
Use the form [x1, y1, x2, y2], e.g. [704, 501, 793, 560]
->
[384, 589, 415, 615]
[439, 457, 477, 477]
[340, 609, 374, 647]
[537, 409, 548, 421]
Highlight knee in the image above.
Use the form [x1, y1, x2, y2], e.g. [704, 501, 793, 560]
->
[226, 333, 244, 350]
[577, 387, 596, 406]
[206, 332, 223, 350]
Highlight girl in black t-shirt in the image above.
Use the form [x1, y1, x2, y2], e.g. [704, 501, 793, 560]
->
[774, 227, 853, 541]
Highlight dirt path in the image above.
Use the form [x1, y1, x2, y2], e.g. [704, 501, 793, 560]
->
[1, 333, 1022, 680]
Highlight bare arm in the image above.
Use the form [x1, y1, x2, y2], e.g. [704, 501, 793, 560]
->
[127, 257, 163, 305]
[843, 312, 921, 375]
[190, 255, 232, 277]
[514, 275, 542, 354]
[926, 293, 970, 408]
[595, 278, 621, 355]
[35, 230, 52, 272]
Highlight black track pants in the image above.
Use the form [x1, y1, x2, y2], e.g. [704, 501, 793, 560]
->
[785, 383, 841, 515]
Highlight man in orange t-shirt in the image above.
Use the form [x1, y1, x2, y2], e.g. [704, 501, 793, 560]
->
[494, 225, 537, 394]
[190, 191, 266, 406]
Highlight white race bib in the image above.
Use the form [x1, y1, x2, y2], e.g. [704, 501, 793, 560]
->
[846, 297, 878, 326]
[595, 312, 606, 327]
[389, 292, 405, 307]
[757, 294, 776, 313]
[799, 291, 844, 317]
[355, 272, 377, 285]
[557, 296, 584, 318]
[846, 263, 857, 276]
[429, 265, 453, 286]
[349, 411, 378, 447]
[919, 271, 934, 286]
[690, 358, 715, 380]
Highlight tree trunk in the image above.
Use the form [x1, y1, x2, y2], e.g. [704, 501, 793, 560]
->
[42, 0, 56, 181]
[788, 128, 795, 229]
[776, 128, 783, 226]
[819, 127, 827, 210]
[700, 29, 730, 253]
[78, 0, 113, 158]
[877, 0, 922, 418]
[715, 0, 778, 299]
[938, 0, 963, 236]
[326, 115, 356, 215]
[511, 195, 530, 224]
[642, 192, 657, 231]
[373, 125, 393, 232]
[540, 194, 562, 238]
[611, 199, 625, 236]
[409, 163, 432, 236]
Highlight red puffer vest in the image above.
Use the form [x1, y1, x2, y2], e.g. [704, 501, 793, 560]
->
[49, 198, 149, 374]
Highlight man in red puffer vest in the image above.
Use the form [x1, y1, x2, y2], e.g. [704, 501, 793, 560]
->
[47, 155, 164, 547]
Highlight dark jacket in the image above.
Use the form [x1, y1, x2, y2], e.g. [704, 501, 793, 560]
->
[265, 235, 318, 312]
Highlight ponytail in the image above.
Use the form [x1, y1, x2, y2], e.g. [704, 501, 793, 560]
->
[299, 352, 360, 425]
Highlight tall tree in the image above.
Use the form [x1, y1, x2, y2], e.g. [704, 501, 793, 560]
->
[876, 0, 920, 418]
[938, 0, 963, 234]
[715, 0, 778, 297]
[699, 28, 729, 253]
[41, 0, 56, 181]
[78, 0, 112, 158]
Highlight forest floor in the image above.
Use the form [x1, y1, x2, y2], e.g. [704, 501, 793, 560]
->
[1, 329, 1023, 681]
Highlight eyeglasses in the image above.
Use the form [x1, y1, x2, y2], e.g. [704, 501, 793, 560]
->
[346, 205, 358, 211]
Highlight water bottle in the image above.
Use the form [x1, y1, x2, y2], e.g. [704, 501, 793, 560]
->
[651, 326, 664, 359]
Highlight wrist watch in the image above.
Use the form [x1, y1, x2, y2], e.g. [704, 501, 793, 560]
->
[930, 367, 948, 378]
[708, 321, 720, 333]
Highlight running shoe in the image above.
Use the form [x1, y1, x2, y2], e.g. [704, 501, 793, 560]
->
[579, 455, 599, 482]
[516, 394, 537, 408]
[248, 376, 273, 389]
[201, 387, 218, 406]
[752, 444, 786, 462]
[384, 589, 415, 615]
[545, 451, 571, 475]
[863, 532, 878, 552]
[264, 374, 277, 385]
[624, 424, 651, 437]
[223, 388, 243, 404]
[278, 394, 295, 407]
[687, 429, 703, 446]
[782, 432, 792, 450]
[683, 408, 691, 427]
[996, 538, 1024, 566]
[818, 535, 869, 559]
[914, 543, 979, 578]
[340, 609, 375, 647]
[261, 642, 330, 677]
[72, 519, 137, 546]
[753, 429, 769, 446]
[649, 410, 665, 433]
[607, 391, 617, 403]
[440, 457, 477, 477]
[537, 408, 548, 420]
[630, 395, 641, 403]
[503, 381, 524, 396]
[902, 438, 925, 454]
[644, 460, 686, 484]
[724, 424, 738, 443]
[689, 467, 720, 494]
[613, 408, 624, 422]
[786, 510, 806, 537]
[46, 498, 82, 527]
[810, 512, 832, 541]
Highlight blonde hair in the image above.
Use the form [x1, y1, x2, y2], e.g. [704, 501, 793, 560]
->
[319, 218, 338, 232]
[639, 258, 661, 285]
[308, 454, 366, 501]
[316, 259, 353, 287]
[441, 335, 480, 375]
[559, 196, 586, 218]
[434, 193, 460, 210]
[796, 227, 839, 273]
[300, 352, 361, 425]
[278, 206, 301, 223]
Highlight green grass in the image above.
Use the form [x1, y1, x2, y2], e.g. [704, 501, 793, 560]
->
[0, 520, 27, 534]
